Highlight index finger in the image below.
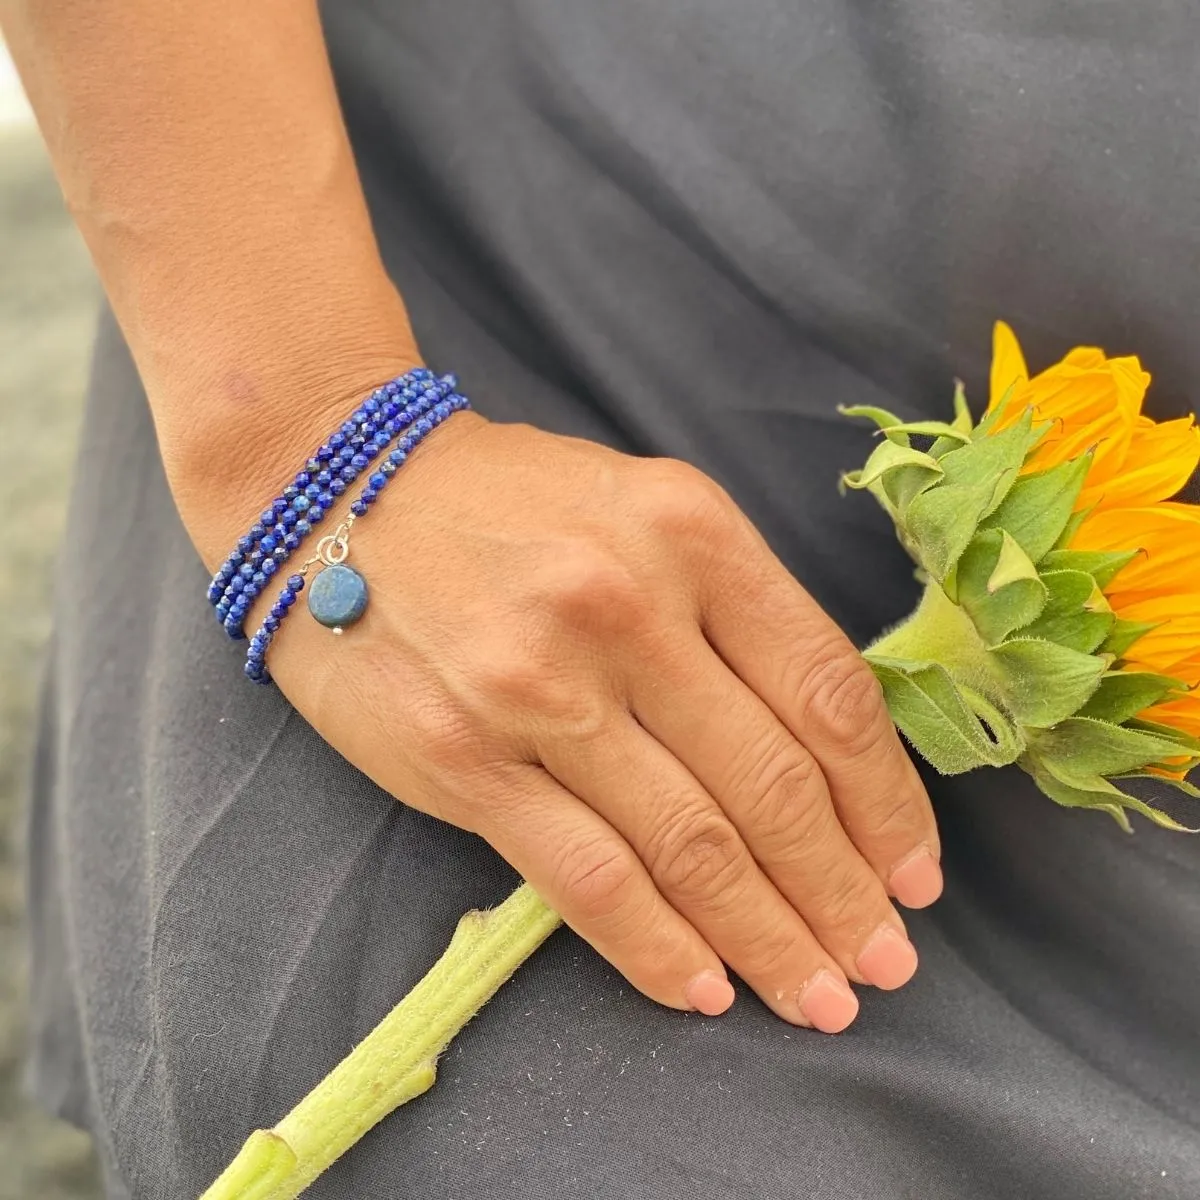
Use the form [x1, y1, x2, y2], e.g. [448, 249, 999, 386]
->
[695, 512, 943, 910]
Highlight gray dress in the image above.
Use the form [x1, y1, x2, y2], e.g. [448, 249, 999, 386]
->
[27, 2, 1200, 1197]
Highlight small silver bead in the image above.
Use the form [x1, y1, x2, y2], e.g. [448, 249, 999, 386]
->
[332, 626, 344, 636]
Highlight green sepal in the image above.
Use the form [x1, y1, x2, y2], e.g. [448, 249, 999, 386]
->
[1023, 754, 1195, 833]
[841, 440, 943, 493]
[1102, 618, 1162, 660]
[867, 655, 1024, 774]
[1027, 717, 1197, 778]
[930, 383, 975, 457]
[1039, 548, 1138, 589]
[838, 404, 971, 447]
[1123, 717, 1200, 757]
[1053, 506, 1090, 551]
[1124, 774, 1200, 800]
[979, 454, 1092, 564]
[989, 637, 1107, 728]
[879, 420, 971, 443]
[973, 382, 1019, 437]
[951, 381, 972, 433]
[1078, 672, 1186, 724]
[1018, 569, 1114, 654]
[838, 405, 906, 435]
[904, 411, 1039, 582]
[956, 530, 1048, 645]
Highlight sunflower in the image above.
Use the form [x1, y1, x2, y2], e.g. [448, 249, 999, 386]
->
[987, 322, 1200, 745]
[843, 323, 1200, 829]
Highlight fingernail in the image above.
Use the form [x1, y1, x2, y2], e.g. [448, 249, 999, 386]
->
[798, 970, 859, 1033]
[684, 970, 736, 1016]
[856, 924, 919, 991]
[889, 845, 943, 909]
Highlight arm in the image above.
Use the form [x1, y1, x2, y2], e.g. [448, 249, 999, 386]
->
[1, 0, 418, 562]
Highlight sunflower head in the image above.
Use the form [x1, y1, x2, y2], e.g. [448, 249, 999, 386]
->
[842, 322, 1200, 831]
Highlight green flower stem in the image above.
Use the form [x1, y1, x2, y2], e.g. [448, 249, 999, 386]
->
[200, 883, 562, 1200]
[867, 581, 995, 697]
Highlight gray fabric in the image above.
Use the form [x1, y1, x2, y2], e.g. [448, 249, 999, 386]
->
[26, 1, 1200, 1196]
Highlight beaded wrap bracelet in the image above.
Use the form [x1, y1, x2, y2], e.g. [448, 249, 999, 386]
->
[206, 367, 471, 684]
[207, 368, 455, 638]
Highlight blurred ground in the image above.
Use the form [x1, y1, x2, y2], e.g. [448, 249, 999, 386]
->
[0, 105, 105, 1199]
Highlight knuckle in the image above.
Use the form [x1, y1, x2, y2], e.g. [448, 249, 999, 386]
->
[737, 742, 827, 835]
[537, 542, 646, 632]
[472, 653, 560, 714]
[647, 808, 749, 901]
[797, 644, 887, 751]
[732, 918, 810, 978]
[639, 459, 734, 540]
[553, 838, 641, 921]
[865, 781, 926, 844]
[811, 861, 886, 934]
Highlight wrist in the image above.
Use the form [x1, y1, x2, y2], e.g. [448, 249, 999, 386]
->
[157, 278, 425, 569]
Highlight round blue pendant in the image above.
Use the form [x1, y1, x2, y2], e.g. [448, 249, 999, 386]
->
[307, 563, 369, 630]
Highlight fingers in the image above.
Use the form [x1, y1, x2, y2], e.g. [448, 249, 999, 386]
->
[539, 716, 862, 1031]
[629, 636, 919, 991]
[692, 512, 943, 909]
[473, 762, 737, 1018]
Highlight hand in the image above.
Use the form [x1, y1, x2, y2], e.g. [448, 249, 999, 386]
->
[260, 414, 943, 1032]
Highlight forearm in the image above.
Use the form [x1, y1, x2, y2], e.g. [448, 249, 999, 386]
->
[1, 0, 420, 562]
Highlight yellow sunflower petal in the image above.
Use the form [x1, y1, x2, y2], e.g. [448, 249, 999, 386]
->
[1113, 594, 1200, 679]
[1142, 694, 1200, 739]
[989, 321, 1029, 414]
[1082, 416, 1200, 510]
[1072, 503, 1200, 598]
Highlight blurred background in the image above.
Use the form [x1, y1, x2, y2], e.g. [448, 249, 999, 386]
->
[0, 37, 104, 1200]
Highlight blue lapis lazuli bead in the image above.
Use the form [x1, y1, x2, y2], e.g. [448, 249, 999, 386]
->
[307, 563, 369, 630]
